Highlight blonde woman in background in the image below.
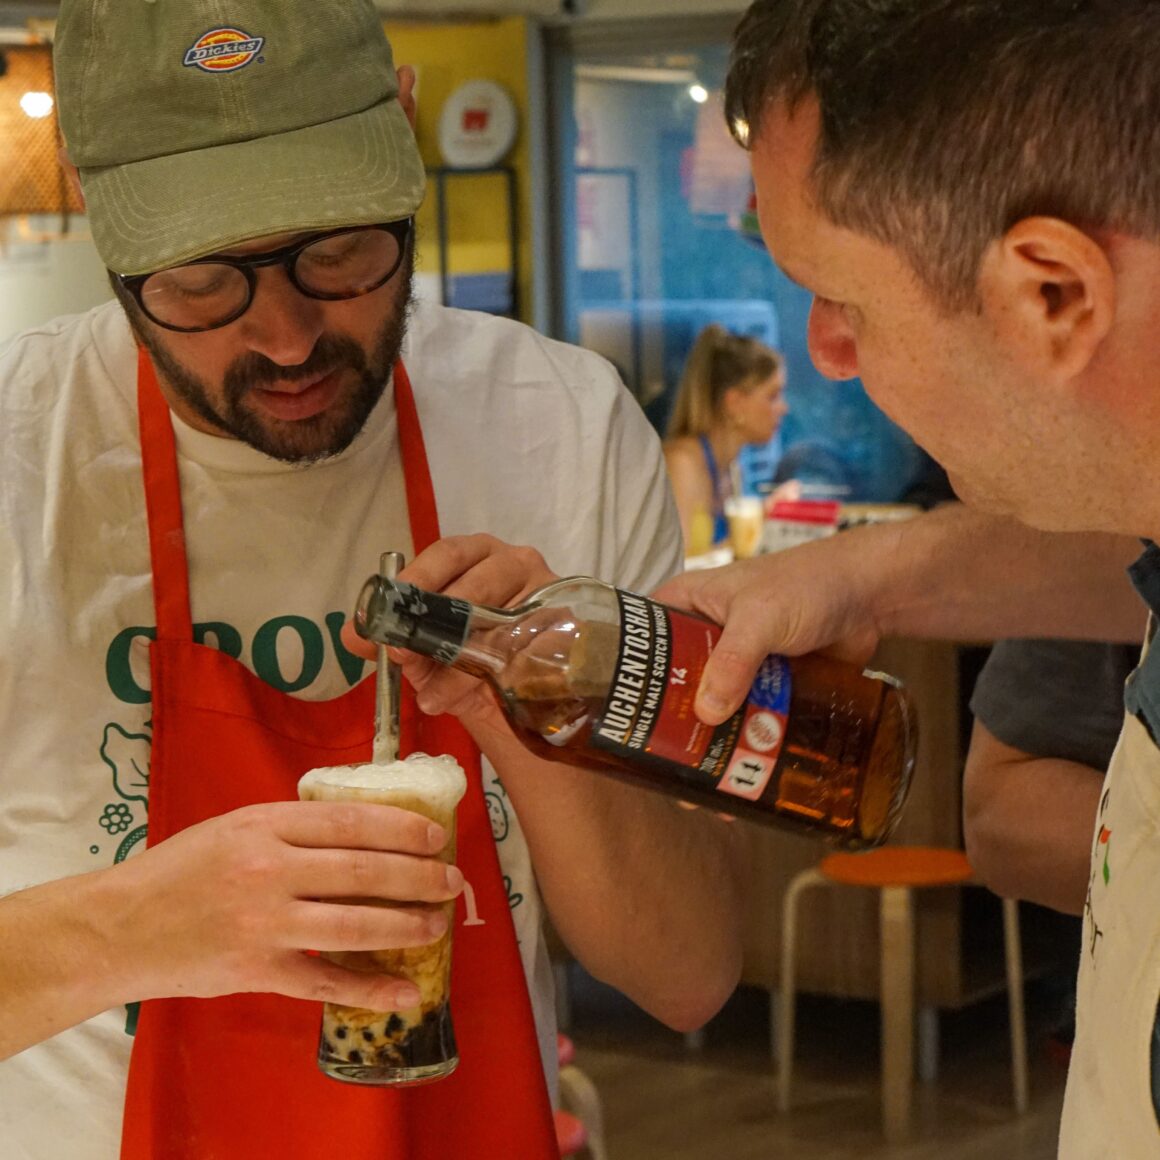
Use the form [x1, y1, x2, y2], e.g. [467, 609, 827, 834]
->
[664, 324, 789, 555]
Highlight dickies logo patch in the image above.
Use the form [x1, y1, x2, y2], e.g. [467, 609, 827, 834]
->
[183, 27, 264, 73]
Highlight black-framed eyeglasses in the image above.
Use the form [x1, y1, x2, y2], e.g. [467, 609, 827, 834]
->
[117, 219, 413, 333]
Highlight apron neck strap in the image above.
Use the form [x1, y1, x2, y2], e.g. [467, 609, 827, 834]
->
[136, 350, 437, 641]
[137, 347, 193, 642]
[392, 359, 441, 553]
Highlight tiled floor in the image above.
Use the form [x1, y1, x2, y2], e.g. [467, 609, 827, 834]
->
[564, 971, 1069, 1159]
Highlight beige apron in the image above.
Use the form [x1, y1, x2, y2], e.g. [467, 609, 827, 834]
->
[1060, 654, 1160, 1156]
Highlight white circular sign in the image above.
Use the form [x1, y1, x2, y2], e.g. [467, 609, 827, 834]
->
[437, 79, 518, 169]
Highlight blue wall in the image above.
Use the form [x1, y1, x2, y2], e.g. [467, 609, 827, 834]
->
[558, 49, 925, 501]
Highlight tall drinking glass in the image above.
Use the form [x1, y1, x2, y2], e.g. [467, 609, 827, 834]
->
[297, 755, 467, 1085]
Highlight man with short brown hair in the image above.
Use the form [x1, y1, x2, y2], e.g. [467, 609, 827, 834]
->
[659, 1, 1160, 1153]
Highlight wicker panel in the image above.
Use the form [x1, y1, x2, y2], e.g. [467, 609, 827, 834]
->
[0, 44, 83, 216]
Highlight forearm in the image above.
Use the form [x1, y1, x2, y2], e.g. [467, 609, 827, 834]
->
[869, 505, 1143, 644]
[473, 722, 745, 1032]
[658, 503, 1145, 726]
[0, 801, 461, 1062]
[963, 721, 1104, 915]
[0, 870, 129, 1059]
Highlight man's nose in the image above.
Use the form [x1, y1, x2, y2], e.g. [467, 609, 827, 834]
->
[806, 298, 859, 381]
[236, 267, 326, 367]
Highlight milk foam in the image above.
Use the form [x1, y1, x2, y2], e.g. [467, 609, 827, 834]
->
[298, 753, 467, 814]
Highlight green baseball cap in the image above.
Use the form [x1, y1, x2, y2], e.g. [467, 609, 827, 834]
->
[54, 0, 426, 276]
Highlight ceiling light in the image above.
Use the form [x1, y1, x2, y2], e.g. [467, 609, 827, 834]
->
[19, 90, 53, 118]
[688, 84, 709, 104]
[574, 64, 698, 86]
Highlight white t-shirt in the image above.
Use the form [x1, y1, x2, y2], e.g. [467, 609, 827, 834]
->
[0, 299, 683, 1159]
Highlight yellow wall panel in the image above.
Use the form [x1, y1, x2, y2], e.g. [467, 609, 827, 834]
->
[386, 19, 532, 319]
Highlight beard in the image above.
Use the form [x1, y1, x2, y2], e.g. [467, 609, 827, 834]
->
[129, 260, 414, 464]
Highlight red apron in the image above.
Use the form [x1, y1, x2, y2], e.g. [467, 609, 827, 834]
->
[119, 350, 557, 1159]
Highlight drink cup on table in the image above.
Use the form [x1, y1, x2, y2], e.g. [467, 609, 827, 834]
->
[297, 754, 467, 1085]
[725, 495, 764, 559]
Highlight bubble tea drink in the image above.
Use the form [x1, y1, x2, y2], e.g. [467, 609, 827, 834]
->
[297, 754, 467, 1085]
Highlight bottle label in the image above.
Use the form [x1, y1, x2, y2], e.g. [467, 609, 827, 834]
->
[590, 591, 790, 802]
[388, 583, 471, 664]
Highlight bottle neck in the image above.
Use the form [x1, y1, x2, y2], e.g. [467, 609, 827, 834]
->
[450, 606, 518, 679]
[355, 576, 520, 678]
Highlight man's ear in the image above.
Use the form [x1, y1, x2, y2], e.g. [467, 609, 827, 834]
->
[977, 217, 1115, 382]
[57, 146, 85, 209]
[397, 65, 417, 129]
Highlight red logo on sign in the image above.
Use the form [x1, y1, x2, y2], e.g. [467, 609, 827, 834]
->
[462, 108, 490, 132]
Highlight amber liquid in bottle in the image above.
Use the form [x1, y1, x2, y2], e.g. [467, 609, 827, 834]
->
[354, 575, 917, 848]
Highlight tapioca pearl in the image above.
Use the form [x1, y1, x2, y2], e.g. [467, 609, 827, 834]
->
[335, 1026, 348, 1040]
[362, 1028, 376, 1043]
[387, 1013, 404, 1034]
[348, 1050, 363, 1065]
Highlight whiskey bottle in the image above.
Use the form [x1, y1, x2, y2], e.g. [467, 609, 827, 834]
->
[354, 574, 917, 848]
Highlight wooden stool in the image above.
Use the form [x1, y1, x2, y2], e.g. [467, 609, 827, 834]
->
[556, 1033, 608, 1160]
[778, 847, 1029, 1142]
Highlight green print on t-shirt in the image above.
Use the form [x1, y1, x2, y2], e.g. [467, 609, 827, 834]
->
[97, 721, 151, 864]
[94, 718, 152, 1040]
[104, 611, 368, 703]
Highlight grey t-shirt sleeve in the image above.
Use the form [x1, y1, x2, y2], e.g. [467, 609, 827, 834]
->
[969, 639, 1141, 771]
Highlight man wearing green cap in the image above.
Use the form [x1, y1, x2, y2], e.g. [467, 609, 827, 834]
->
[0, 2, 744, 1157]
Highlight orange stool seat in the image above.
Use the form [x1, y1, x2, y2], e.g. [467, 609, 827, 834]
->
[778, 846, 1028, 1142]
[819, 846, 973, 889]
